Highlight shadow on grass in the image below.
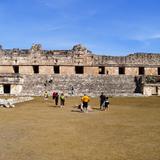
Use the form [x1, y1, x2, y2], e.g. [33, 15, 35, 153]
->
[92, 107, 101, 111]
[71, 108, 100, 113]
[71, 109, 83, 113]
[48, 105, 60, 108]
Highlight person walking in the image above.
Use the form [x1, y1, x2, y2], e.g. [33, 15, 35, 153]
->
[100, 92, 109, 111]
[52, 91, 56, 100]
[100, 92, 106, 110]
[60, 93, 65, 108]
[44, 91, 49, 100]
[104, 96, 109, 111]
[71, 86, 74, 95]
[55, 92, 59, 106]
[81, 94, 90, 112]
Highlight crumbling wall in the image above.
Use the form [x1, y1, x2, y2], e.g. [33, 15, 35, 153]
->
[0, 44, 160, 96]
[1, 44, 160, 67]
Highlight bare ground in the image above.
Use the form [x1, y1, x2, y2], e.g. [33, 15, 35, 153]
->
[0, 96, 160, 160]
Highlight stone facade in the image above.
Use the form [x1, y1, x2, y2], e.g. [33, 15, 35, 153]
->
[0, 44, 160, 96]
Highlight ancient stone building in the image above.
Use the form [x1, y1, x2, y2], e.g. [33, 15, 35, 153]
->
[0, 44, 160, 96]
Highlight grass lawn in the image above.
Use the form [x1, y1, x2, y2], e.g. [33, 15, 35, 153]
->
[0, 96, 160, 160]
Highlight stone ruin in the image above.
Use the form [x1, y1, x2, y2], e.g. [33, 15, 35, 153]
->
[0, 97, 34, 108]
[0, 43, 160, 96]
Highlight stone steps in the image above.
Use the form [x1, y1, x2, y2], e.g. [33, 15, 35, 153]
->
[20, 75, 138, 96]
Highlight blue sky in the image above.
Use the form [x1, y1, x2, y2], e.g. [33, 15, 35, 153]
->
[0, 0, 160, 55]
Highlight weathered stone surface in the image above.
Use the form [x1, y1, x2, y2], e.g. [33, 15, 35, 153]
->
[19, 75, 136, 96]
[0, 97, 33, 108]
[0, 44, 160, 96]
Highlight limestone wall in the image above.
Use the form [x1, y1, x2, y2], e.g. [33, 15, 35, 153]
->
[19, 66, 34, 75]
[1, 44, 160, 67]
[60, 66, 75, 75]
[20, 74, 136, 96]
[125, 67, 138, 75]
[143, 84, 160, 96]
[106, 67, 118, 75]
[0, 66, 14, 74]
[0, 85, 3, 94]
[0, 65, 160, 76]
[11, 85, 23, 95]
[0, 44, 160, 96]
[84, 67, 98, 75]
[39, 66, 53, 75]
[143, 86, 156, 96]
[145, 68, 158, 75]
[158, 87, 160, 95]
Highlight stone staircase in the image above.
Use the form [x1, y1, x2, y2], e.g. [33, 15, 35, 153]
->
[20, 75, 137, 96]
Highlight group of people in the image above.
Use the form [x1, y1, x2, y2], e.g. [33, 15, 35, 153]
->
[79, 92, 109, 112]
[99, 92, 109, 111]
[44, 91, 65, 108]
[44, 90, 109, 112]
[52, 92, 65, 108]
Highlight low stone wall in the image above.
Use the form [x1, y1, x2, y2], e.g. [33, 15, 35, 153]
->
[0, 97, 34, 108]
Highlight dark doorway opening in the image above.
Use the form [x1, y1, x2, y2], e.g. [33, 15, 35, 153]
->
[13, 66, 19, 73]
[75, 66, 84, 74]
[33, 65, 39, 74]
[139, 67, 145, 75]
[119, 67, 125, 75]
[156, 86, 158, 95]
[99, 66, 105, 74]
[54, 66, 60, 74]
[3, 84, 11, 94]
[158, 67, 160, 75]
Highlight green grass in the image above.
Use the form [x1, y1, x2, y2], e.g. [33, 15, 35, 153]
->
[0, 96, 160, 160]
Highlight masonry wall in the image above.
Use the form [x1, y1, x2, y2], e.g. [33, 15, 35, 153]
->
[19, 74, 136, 96]
[0, 44, 160, 96]
[60, 66, 75, 75]
[145, 68, 158, 75]
[0, 65, 160, 76]
[0, 85, 3, 94]
[19, 66, 34, 75]
[84, 67, 98, 75]
[11, 84, 23, 95]
[0, 66, 14, 74]
[39, 66, 53, 75]
[106, 67, 118, 75]
[125, 67, 139, 75]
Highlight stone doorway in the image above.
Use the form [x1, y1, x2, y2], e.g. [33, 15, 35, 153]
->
[3, 84, 11, 94]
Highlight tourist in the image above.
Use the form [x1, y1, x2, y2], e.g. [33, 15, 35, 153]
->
[71, 86, 74, 95]
[100, 92, 106, 110]
[104, 96, 109, 111]
[81, 94, 90, 112]
[55, 92, 59, 106]
[60, 93, 65, 108]
[77, 103, 83, 112]
[100, 92, 109, 111]
[44, 91, 49, 100]
[52, 91, 56, 99]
